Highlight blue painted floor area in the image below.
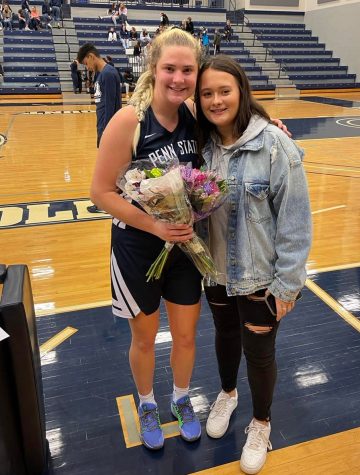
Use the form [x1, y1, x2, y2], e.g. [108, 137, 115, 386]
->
[310, 267, 360, 320]
[300, 96, 360, 109]
[282, 116, 360, 140]
[37, 277, 360, 475]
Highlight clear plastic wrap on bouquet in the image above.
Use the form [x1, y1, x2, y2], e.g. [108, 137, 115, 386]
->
[117, 157, 218, 281]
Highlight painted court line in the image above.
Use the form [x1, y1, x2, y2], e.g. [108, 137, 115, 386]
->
[40, 326, 78, 356]
[116, 394, 180, 448]
[305, 279, 360, 333]
[311, 205, 346, 215]
[307, 262, 360, 274]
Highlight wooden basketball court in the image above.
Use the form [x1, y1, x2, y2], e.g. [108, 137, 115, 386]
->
[1, 92, 359, 474]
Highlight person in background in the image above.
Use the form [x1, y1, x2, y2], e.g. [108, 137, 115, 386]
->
[49, 0, 61, 28]
[2, 4, 13, 30]
[105, 55, 115, 67]
[195, 55, 311, 475]
[143, 40, 152, 66]
[41, 0, 52, 29]
[119, 2, 127, 25]
[133, 40, 141, 63]
[201, 27, 209, 56]
[70, 59, 81, 93]
[29, 5, 41, 30]
[99, 1, 118, 26]
[159, 11, 169, 27]
[213, 29, 221, 55]
[18, 8, 27, 29]
[185, 16, 194, 35]
[129, 26, 138, 41]
[77, 43, 121, 213]
[119, 23, 129, 50]
[139, 28, 151, 47]
[224, 19, 232, 43]
[21, 0, 30, 29]
[107, 26, 117, 42]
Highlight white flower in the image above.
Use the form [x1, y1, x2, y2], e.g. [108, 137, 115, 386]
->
[124, 168, 146, 184]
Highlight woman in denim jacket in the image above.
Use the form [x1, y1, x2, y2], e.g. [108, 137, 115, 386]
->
[195, 56, 312, 475]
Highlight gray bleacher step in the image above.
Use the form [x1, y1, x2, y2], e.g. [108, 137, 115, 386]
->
[265, 69, 289, 79]
[242, 40, 263, 47]
[270, 77, 294, 86]
[5, 61, 57, 67]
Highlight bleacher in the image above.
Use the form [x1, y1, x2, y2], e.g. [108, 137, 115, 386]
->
[0, 30, 61, 95]
[249, 22, 360, 90]
[73, 16, 274, 90]
[1, 8, 358, 96]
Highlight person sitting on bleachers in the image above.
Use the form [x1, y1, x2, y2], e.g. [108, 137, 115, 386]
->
[224, 19, 232, 43]
[29, 5, 41, 30]
[140, 28, 151, 47]
[18, 9, 26, 29]
[123, 67, 135, 91]
[41, 0, 52, 29]
[49, 0, 61, 28]
[107, 26, 117, 42]
[119, 23, 129, 50]
[99, 2, 118, 27]
[2, 4, 13, 31]
[20, 0, 30, 29]
[119, 3, 127, 26]
[129, 26, 138, 42]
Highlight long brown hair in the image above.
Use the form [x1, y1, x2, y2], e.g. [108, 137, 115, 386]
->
[194, 55, 270, 151]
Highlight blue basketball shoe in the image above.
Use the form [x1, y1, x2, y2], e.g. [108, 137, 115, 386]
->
[171, 395, 201, 442]
[138, 403, 164, 450]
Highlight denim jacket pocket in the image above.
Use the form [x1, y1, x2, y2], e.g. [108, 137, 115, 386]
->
[245, 183, 271, 223]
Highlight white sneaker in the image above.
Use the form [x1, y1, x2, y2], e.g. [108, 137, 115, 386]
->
[240, 419, 272, 474]
[206, 390, 238, 438]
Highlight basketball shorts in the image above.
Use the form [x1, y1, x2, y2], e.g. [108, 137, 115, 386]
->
[111, 223, 202, 319]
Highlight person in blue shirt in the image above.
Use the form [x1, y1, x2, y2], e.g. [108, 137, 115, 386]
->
[77, 43, 121, 212]
[200, 27, 209, 56]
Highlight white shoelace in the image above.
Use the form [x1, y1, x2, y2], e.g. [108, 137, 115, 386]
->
[245, 424, 272, 451]
[210, 396, 235, 418]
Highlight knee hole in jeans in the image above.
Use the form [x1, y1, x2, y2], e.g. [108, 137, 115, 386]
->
[245, 323, 273, 335]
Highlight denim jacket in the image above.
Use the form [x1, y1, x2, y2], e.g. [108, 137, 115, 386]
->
[199, 123, 312, 302]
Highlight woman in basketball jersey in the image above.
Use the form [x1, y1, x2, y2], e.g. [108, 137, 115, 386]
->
[89, 28, 203, 450]
[90, 28, 290, 452]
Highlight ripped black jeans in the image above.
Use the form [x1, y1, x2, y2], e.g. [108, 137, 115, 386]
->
[204, 284, 280, 421]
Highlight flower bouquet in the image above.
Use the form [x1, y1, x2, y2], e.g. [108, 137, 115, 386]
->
[180, 164, 228, 221]
[117, 158, 217, 281]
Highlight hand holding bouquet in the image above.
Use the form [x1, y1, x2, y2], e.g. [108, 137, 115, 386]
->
[118, 158, 217, 281]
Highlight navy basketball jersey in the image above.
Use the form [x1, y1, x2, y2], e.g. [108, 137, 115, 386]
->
[134, 103, 199, 168]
